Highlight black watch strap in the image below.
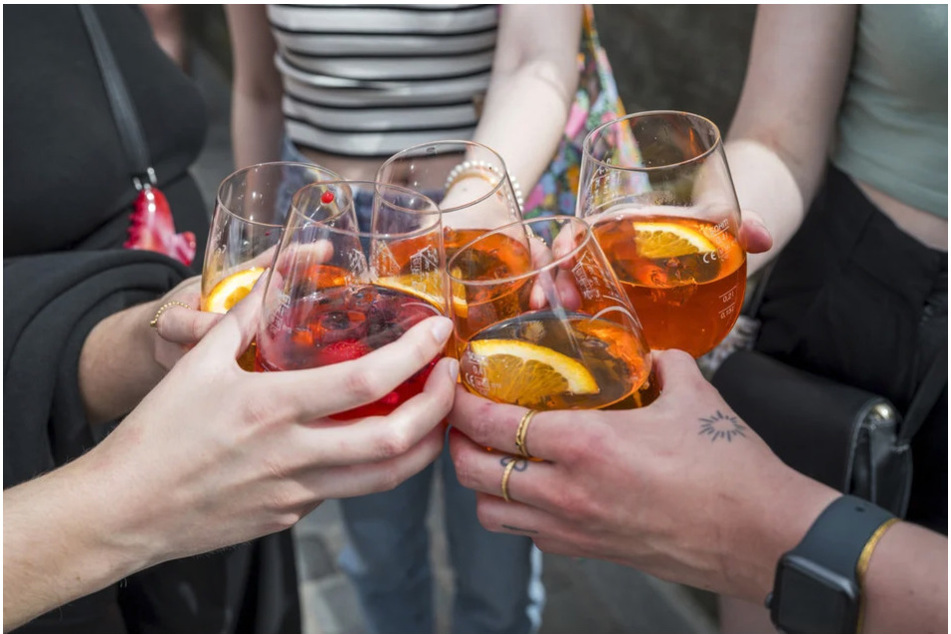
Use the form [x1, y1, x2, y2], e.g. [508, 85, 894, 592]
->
[769, 495, 897, 634]
[793, 495, 895, 578]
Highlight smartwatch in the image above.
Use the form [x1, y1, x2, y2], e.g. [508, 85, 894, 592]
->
[767, 495, 897, 634]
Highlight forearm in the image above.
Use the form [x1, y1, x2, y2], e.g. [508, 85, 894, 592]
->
[729, 467, 947, 633]
[471, 5, 581, 195]
[473, 62, 576, 194]
[724, 139, 806, 275]
[78, 300, 165, 424]
[862, 522, 947, 634]
[231, 92, 285, 168]
[726, 465, 840, 602]
[724, 5, 855, 275]
[227, 4, 285, 168]
[3, 459, 151, 631]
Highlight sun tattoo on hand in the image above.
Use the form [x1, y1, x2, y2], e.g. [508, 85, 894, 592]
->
[699, 410, 746, 442]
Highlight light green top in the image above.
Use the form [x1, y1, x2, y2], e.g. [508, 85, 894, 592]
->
[831, 4, 948, 218]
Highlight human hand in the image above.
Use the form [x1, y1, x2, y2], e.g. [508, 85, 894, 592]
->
[739, 209, 772, 255]
[149, 275, 223, 370]
[88, 280, 458, 565]
[448, 349, 836, 602]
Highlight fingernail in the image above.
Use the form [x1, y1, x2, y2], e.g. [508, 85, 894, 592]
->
[445, 358, 459, 383]
[430, 317, 454, 344]
[531, 285, 546, 308]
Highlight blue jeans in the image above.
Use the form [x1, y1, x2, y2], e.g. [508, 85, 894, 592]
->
[282, 138, 545, 634]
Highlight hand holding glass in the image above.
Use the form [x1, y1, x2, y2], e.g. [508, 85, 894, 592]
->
[256, 181, 447, 420]
[201, 161, 340, 368]
[577, 111, 747, 358]
[376, 139, 525, 257]
[449, 215, 658, 411]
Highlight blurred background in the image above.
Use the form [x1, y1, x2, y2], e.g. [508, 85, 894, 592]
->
[177, 5, 757, 633]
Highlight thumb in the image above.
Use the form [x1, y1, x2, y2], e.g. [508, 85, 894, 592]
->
[196, 273, 267, 362]
[739, 210, 773, 254]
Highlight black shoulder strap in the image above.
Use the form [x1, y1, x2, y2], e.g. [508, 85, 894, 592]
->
[899, 343, 948, 446]
[77, 5, 154, 185]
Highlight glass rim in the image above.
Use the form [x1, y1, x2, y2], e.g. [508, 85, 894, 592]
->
[582, 110, 723, 173]
[447, 215, 594, 288]
[215, 161, 342, 228]
[290, 179, 443, 241]
[377, 138, 514, 214]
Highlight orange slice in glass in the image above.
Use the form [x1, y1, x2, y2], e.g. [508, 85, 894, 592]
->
[632, 220, 716, 259]
[203, 267, 265, 314]
[466, 339, 599, 408]
[376, 270, 450, 312]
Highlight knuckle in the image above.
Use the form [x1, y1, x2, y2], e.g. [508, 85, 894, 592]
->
[375, 468, 404, 493]
[466, 400, 497, 443]
[475, 498, 498, 530]
[451, 451, 476, 489]
[373, 427, 413, 461]
[265, 511, 302, 534]
[239, 393, 277, 431]
[411, 333, 437, 367]
[342, 367, 385, 403]
[189, 315, 204, 343]
[552, 485, 594, 524]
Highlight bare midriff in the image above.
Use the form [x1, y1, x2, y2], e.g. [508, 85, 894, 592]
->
[854, 178, 947, 251]
[295, 144, 462, 184]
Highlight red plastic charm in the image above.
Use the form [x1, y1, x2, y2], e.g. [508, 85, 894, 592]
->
[321, 190, 335, 204]
[124, 185, 197, 266]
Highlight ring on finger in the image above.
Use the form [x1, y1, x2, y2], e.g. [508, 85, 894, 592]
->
[515, 409, 538, 459]
[500, 459, 518, 503]
[149, 300, 192, 328]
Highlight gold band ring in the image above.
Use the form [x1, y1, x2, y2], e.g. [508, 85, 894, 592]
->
[501, 459, 518, 503]
[515, 410, 538, 459]
[149, 300, 192, 328]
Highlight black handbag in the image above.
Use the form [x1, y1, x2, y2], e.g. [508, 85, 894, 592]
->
[710, 266, 947, 517]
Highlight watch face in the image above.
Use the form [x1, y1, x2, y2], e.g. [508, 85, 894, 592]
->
[772, 556, 859, 634]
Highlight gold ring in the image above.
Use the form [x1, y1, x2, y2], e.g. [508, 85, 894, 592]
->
[501, 459, 518, 503]
[515, 410, 538, 459]
[149, 300, 192, 328]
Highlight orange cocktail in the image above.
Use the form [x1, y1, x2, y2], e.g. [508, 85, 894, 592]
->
[592, 214, 746, 358]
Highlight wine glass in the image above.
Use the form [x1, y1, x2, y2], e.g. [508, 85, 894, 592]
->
[256, 180, 447, 420]
[376, 139, 526, 258]
[576, 111, 747, 358]
[448, 215, 658, 411]
[201, 162, 342, 368]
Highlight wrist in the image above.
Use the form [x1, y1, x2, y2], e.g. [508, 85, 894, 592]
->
[729, 464, 840, 602]
[79, 300, 166, 423]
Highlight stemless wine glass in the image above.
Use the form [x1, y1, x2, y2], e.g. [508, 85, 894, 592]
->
[376, 140, 526, 258]
[576, 111, 747, 358]
[257, 180, 447, 420]
[449, 215, 658, 411]
[201, 162, 342, 369]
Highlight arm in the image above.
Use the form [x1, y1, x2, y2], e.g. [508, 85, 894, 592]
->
[447, 350, 947, 633]
[78, 276, 220, 424]
[4, 283, 457, 632]
[726, 5, 856, 274]
[226, 4, 286, 167]
[472, 5, 582, 193]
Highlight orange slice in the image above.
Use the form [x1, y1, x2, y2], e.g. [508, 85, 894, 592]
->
[203, 267, 265, 313]
[633, 220, 716, 259]
[376, 270, 449, 312]
[466, 339, 599, 407]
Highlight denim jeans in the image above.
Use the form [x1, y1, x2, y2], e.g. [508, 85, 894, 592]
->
[282, 138, 545, 634]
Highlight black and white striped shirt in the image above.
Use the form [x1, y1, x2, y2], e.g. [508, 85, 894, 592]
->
[268, 4, 499, 157]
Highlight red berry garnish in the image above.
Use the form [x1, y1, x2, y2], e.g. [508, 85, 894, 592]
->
[321, 191, 335, 204]
[321, 339, 371, 365]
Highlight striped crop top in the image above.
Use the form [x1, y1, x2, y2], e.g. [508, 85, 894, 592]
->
[268, 4, 499, 158]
